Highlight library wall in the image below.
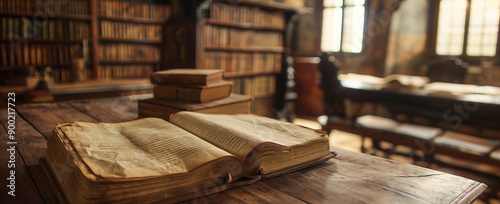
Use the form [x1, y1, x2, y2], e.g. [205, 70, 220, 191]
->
[0, 0, 170, 85]
[384, 0, 428, 76]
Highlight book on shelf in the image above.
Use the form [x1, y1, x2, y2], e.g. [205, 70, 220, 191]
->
[138, 94, 252, 121]
[0, 0, 89, 15]
[150, 69, 223, 86]
[154, 80, 233, 102]
[42, 111, 332, 203]
[99, 0, 170, 21]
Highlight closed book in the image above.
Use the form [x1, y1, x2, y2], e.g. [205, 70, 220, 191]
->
[154, 80, 232, 102]
[150, 69, 223, 86]
[138, 94, 252, 121]
[4, 76, 39, 88]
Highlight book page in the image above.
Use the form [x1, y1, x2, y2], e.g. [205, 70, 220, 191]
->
[60, 118, 236, 179]
[170, 112, 328, 162]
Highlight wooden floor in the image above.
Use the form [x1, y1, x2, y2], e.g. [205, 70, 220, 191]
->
[292, 118, 500, 204]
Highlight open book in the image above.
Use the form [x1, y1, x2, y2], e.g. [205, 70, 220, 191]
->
[43, 112, 332, 203]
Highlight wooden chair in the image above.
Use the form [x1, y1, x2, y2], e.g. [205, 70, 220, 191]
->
[426, 58, 467, 84]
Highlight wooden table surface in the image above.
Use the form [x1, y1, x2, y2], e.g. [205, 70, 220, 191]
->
[0, 96, 487, 203]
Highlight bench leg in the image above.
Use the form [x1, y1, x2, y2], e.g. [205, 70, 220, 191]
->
[360, 136, 367, 153]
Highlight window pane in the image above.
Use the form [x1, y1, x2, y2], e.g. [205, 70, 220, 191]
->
[324, 0, 343, 7]
[345, 0, 365, 6]
[466, 0, 500, 56]
[321, 8, 343, 52]
[436, 0, 467, 55]
[342, 5, 364, 53]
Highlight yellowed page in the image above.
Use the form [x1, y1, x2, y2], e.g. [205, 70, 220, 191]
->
[60, 118, 235, 179]
[169, 112, 328, 162]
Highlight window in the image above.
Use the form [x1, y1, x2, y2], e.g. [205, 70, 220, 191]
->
[321, 0, 366, 53]
[435, 0, 500, 57]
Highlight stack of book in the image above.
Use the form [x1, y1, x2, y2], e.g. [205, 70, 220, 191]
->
[139, 69, 252, 121]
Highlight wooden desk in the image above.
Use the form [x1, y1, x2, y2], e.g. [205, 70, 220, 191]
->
[340, 79, 500, 129]
[0, 96, 487, 203]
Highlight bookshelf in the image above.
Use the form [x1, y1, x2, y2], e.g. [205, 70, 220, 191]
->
[0, 0, 91, 84]
[0, 0, 170, 85]
[96, 0, 170, 80]
[162, 0, 306, 116]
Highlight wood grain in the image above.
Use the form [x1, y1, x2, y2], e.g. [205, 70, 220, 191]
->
[0, 110, 45, 203]
[16, 103, 98, 139]
[183, 181, 306, 204]
[68, 97, 139, 122]
[261, 147, 486, 203]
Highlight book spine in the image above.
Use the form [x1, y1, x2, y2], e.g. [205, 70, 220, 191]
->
[99, 0, 170, 21]
[99, 43, 160, 62]
[154, 85, 203, 102]
[152, 75, 209, 86]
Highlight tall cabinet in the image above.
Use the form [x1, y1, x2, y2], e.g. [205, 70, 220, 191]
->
[162, 0, 306, 117]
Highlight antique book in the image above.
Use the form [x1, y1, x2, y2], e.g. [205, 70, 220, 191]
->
[138, 94, 251, 121]
[42, 112, 333, 203]
[154, 80, 232, 102]
[150, 69, 223, 86]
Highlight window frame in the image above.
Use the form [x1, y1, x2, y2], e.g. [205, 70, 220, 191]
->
[428, 0, 500, 62]
[319, 0, 370, 56]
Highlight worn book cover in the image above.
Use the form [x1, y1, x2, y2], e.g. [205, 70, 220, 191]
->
[138, 94, 252, 121]
[154, 80, 232, 102]
[150, 69, 223, 86]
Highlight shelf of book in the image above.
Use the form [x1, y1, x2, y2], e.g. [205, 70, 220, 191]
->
[216, 0, 306, 12]
[181, 0, 303, 116]
[0, 0, 90, 16]
[98, 38, 161, 44]
[0, 13, 91, 21]
[1, 0, 172, 93]
[204, 19, 285, 31]
[205, 46, 285, 53]
[98, 15, 166, 24]
[0, 39, 91, 43]
[223, 70, 279, 78]
[99, 60, 160, 64]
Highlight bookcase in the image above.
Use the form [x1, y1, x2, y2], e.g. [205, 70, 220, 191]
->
[163, 0, 306, 116]
[0, 0, 91, 83]
[0, 0, 170, 84]
[97, 0, 169, 80]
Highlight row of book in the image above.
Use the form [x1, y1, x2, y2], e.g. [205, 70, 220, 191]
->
[209, 2, 285, 29]
[230, 75, 276, 96]
[1, 17, 90, 40]
[0, 43, 86, 66]
[0, 0, 89, 16]
[251, 97, 274, 116]
[99, 43, 160, 61]
[99, 0, 170, 20]
[204, 24, 283, 48]
[272, 0, 305, 7]
[203, 51, 282, 73]
[99, 64, 154, 80]
[100, 20, 161, 41]
[51, 67, 89, 84]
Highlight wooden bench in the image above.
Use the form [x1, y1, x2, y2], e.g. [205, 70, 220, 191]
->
[319, 77, 500, 199]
